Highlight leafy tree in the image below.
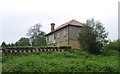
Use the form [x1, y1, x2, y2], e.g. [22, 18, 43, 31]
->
[15, 37, 30, 46]
[1, 41, 7, 48]
[78, 18, 108, 54]
[33, 32, 46, 46]
[27, 23, 46, 46]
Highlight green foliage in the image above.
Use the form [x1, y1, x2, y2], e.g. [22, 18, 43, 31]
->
[37, 46, 58, 49]
[78, 18, 108, 54]
[1, 41, 7, 48]
[2, 50, 119, 72]
[3, 46, 34, 50]
[103, 39, 120, 52]
[2, 46, 57, 49]
[2, 46, 71, 51]
[15, 37, 30, 46]
[59, 46, 71, 50]
[27, 24, 46, 46]
[34, 32, 46, 46]
[2, 43, 16, 47]
[2, 46, 60, 52]
[10, 43, 16, 46]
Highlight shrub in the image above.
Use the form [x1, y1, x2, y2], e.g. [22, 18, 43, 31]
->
[3, 46, 34, 50]
[37, 46, 58, 49]
[103, 39, 120, 52]
[2, 46, 72, 53]
[2, 46, 72, 52]
[59, 46, 71, 50]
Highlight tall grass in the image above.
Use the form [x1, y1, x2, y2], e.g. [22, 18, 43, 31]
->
[2, 50, 119, 72]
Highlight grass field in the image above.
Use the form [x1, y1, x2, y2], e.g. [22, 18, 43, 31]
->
[2, 50, 119, 72]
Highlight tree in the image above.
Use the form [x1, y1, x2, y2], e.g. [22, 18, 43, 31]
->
[27, 23, 46, 46]
[15, 37, 30, 46]
[1, 41, 7, 48]
[78, 18, 108, 54]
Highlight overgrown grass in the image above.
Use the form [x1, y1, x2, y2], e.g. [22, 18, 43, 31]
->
[2, 50, 119, 72]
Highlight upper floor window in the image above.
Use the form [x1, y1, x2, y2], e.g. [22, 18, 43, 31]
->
[48, 34, 54, 42]
[63, 30, 66, 37]
[58, 33, 60, 39]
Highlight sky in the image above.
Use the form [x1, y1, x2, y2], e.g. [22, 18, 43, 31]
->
[0, 0, 119, 44]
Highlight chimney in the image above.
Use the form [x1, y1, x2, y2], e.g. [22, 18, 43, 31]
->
[51, 23, 55, 32]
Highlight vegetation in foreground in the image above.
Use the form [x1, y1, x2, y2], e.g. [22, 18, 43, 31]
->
[2, 50, 119, 72]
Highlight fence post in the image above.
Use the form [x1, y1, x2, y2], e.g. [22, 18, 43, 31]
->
[44, 49, 46, 52]
[28, 50, 31, 53]
[10, 50, 12, 53]
[24, 50, 26, 53]
[19, 50, 22, 53]
[48, 49, 49, 52]
[40, 49, 42, 52]
[15, 50, 17, 53]
[0, 50, 2, 53]
[36, 48, 38, 52]
[51, 49, 53, 51]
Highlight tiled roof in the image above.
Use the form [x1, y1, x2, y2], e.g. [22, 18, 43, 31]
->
[46, 19, 82, 35]
[56, 19, 82, 30]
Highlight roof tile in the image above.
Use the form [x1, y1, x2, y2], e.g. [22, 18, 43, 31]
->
[46, 19, 82, 35]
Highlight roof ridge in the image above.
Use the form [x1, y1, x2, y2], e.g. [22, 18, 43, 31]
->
[46, 19, 82, 36]
[56, 19, 82, 29]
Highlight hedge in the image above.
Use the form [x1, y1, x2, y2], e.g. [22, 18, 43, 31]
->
[1, 46, 72, 53]
[2, 46, 71, 50]
[59, 46, 71, 50]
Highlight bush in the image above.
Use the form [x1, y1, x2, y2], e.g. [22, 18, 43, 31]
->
[37, 46, 58, 49]
[2, 46, 71, 51]
[3, 46, 34, 50]
[103, 39, 120, 52]
[2, 46, 72, 53]
[59, 46, 71, 50]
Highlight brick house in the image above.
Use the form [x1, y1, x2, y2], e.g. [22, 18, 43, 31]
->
[45, 19, 82, 49]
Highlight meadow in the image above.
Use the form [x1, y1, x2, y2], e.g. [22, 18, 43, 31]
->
[2, 49, 119, 72]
